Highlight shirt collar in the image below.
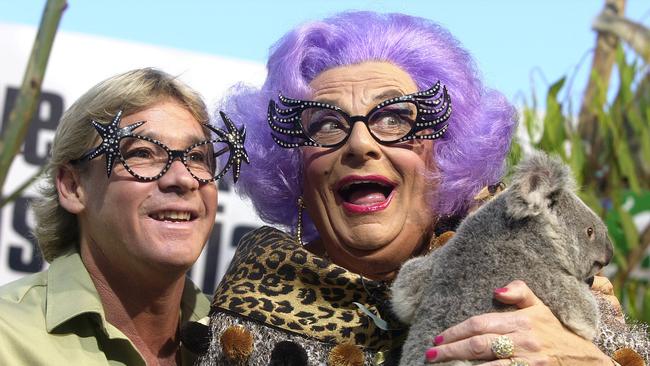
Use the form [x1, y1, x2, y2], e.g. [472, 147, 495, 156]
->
[180, 276, 211, 324]
[45, 250, 210, 332]
[45, 250, 104, 332]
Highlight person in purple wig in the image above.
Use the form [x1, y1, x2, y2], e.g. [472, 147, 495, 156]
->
[196, 11, 625, 366]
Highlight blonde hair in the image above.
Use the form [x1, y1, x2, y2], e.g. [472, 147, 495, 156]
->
[32, 68, 209, 262]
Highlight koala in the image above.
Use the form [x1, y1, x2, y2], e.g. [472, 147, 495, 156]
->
[391, 152, 613, 366]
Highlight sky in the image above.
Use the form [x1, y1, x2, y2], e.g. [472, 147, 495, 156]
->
[1, 0, 649, 109]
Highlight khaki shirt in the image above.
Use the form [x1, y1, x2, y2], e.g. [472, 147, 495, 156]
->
[0, 250, 210, 365]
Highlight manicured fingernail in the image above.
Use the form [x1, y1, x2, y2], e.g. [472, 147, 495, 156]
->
[494, 287, 508, 294]
[434, 335, 444, 345]
[425, 348, 438, 362]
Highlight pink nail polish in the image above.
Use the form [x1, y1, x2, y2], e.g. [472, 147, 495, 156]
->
[494, 287, 508, 294]
[434, 335, 444, 345]
[425, 348, 438, 362]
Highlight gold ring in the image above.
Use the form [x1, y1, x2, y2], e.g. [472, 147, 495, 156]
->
[509, 359, 529, 366]
[490, 335, 515, 359]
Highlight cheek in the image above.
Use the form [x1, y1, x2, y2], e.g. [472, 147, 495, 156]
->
[405, 169, 433, 220]
[305, 164, 330, 187]
[302, 148, 335, 191]
[115, 179, 149, 198]
[99, 171, 157, 208]
[392, 146, 432, 185]
[391, 145, 435, 214]
[201, 185, 219, 216]
[102, 184, 148, 220]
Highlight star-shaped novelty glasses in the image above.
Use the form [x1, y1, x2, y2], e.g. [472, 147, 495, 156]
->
[73, 109, 249, 183]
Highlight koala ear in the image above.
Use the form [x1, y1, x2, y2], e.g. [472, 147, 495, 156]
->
[505, 151, 574, 220]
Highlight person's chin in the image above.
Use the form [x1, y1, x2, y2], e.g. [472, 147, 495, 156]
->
[140, 231, 205, 266]
[329, 212, 401, 248]
[148, 247, 201, 271]
[339, 228, 398, 253]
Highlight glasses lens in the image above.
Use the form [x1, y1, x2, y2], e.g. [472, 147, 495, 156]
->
[185, 140, 220, 181]
[119, 137, 168, 179]
[301, 107, 350, 146]
[368, 101, 417, 142]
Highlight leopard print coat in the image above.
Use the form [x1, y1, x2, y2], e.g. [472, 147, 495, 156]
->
[196, 226, 405, 366]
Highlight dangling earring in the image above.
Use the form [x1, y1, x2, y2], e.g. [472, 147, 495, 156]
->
[295, 196, 305, 245]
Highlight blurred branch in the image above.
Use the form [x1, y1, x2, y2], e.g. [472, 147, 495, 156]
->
[592, 11, 650, 63]
[577, 0, 626, 146]
[0, 165, 47, 207]
[0, 0, 66, 203]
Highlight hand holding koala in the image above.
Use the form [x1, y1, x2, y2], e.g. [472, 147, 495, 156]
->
[391, 152, 613, 366]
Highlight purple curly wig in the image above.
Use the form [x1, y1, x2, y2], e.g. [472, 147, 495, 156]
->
[220, 11, 517, 241]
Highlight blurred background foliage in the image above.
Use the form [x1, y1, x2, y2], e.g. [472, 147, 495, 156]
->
[508, 0, 650, 322]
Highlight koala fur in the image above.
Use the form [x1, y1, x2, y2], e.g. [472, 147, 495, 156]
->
[391, 152, 614, 366]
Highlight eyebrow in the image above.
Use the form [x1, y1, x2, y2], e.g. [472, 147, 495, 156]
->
[316, 89, 407, 111]
[136, 130, 208, 147]
[372, 90, 405, 103]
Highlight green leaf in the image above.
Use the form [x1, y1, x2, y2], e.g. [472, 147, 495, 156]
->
[615, 46, 635, 106]
[569, 132, 585, 186]
[643, 287, 650, 323]
[630, 109, 650, 166]
[614, 141, 641, 193]
[540, 77, 567, 157]
[615, 195, 640, 252]
[614, 250, 628, 272]
[638, 107, 650, 165]
[598, 107, 641, 193]
[625, 281, 639, 319]
[522, 107, 540, 145]
[506, 140, 523, 178]
[353, 302, 389, 331]
[548, 77, 566, 99]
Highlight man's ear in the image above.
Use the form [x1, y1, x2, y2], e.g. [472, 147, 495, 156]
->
[56, 164, 86, 214]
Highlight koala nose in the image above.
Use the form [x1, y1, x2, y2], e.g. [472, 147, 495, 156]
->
[604, 240, 613, 265]
[593, 237, 614, 274]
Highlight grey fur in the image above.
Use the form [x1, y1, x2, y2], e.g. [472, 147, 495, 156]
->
[391, 152, 613, 366]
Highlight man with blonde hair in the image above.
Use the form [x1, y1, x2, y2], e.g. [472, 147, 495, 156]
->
[0, 68, 247, 365]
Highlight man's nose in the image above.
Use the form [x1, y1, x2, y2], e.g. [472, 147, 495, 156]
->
[341, 121, 381, 161]
[157, 158, 199, 192]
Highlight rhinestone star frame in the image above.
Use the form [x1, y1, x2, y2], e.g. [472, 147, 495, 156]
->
[73, 109, 249, 183]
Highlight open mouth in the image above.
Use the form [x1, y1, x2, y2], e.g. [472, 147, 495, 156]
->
[336, 176, 396, 213]
[149, 210, 196, 222]
[339, 181, 394, 205]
